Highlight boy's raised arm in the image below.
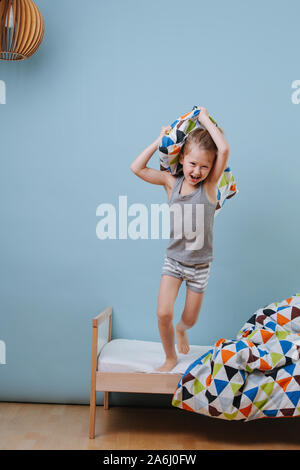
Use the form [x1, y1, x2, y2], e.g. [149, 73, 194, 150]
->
[198, 107, 230, 184]
[130, 126, 171, 186]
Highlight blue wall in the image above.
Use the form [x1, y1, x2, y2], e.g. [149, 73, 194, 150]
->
[1, 0, 299, 406]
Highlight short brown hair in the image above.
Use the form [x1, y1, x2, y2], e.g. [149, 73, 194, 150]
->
[180, 127, 223, 158]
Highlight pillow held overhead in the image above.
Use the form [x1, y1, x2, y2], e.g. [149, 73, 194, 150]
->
[158, 105, 238, 215]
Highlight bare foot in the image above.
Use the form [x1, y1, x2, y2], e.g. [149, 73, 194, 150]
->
[176, 325, 190, 354]
[155, 356, 178, 372]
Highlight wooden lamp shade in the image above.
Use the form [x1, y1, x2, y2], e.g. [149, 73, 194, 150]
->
[0, 0, 44, 60]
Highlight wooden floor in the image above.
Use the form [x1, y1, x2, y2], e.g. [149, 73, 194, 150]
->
[1, 402, 300, 450]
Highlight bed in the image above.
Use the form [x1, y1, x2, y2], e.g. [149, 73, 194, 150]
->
[90, 294, 300, 436]
[89, 306, 211, 439]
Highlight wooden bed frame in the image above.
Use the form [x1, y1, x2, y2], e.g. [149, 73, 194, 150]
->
[89, 307, 182, 439]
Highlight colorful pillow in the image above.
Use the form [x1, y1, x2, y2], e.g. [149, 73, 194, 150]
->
[158, 106, 238, 215]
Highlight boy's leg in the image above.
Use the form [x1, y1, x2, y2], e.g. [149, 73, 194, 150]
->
[155, 274, 182, 372]
[176, 288, 205, 354]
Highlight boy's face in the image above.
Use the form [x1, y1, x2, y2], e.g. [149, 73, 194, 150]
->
[179, 145, 216, 185]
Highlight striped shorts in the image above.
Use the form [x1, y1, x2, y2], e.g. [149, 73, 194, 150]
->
[161, 255, 211, 294]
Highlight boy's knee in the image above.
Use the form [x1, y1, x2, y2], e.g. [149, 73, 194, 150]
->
[157, 308, 173, 324]
[177, 318, 192, 331]
[181, 312, 198, 328]
[184, 318, 197, 328]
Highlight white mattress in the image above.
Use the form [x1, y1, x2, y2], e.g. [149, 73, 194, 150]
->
[97, 339, 212, 374]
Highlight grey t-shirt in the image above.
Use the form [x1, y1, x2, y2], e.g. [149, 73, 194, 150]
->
[166, 174, 217, 265]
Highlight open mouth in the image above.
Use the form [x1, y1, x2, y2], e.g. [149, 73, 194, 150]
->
[190, 175, 200, 182]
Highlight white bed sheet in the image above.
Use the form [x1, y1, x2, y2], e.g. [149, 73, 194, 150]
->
[97, 339, 212, 374]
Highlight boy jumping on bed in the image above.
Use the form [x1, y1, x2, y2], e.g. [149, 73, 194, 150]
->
[130, 107, 230, 371]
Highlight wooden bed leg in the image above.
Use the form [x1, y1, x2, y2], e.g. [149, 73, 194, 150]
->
[89, 324, 98, 439]
[104, 391, 109, 410]
[103, 314, 112, 411]
[89, 389, 96, 439]
[89, 306, 112, 437]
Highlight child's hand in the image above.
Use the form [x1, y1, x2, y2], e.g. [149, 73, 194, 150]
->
[197, 106, 210, 124]
[159, 125, 171, 139]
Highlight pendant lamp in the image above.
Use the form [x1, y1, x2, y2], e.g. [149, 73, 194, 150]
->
[0, 0, 44, 60]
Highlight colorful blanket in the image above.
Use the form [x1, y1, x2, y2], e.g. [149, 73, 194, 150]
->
[172, 294, 300, 421]
[158, 106, 238, 216]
